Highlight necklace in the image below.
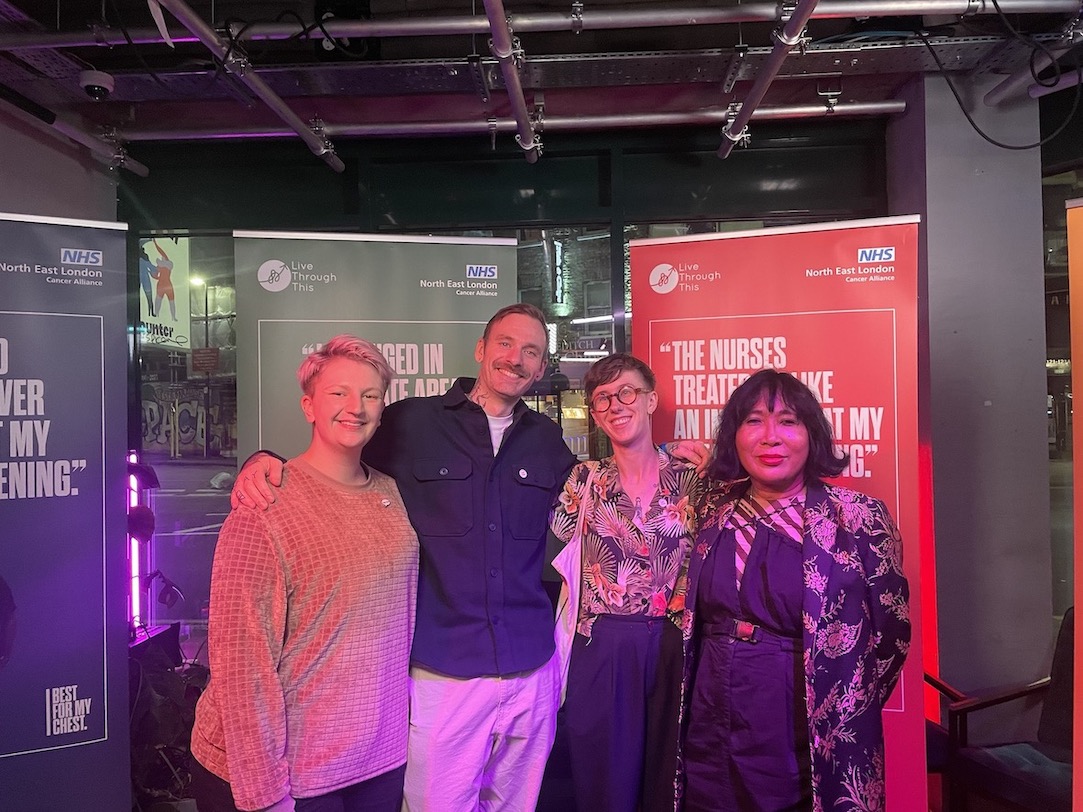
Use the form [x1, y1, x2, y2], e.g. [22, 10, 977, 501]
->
[634, 496, 643, 521]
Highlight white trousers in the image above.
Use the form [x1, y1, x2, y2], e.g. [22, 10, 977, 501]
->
[402, 655, 561, 812]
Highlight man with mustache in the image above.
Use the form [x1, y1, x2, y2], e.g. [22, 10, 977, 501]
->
[234, 304, 577, 811]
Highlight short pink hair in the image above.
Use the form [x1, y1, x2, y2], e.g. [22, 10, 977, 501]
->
[296, 334, 394, 395]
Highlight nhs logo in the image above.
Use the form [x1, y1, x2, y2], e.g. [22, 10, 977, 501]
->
[61, 248, 103, 266]
[466, 264, 498, 279]
[857, 246, 895, 263]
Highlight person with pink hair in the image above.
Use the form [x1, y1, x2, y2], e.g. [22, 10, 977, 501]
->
[191, 335, 419, 812]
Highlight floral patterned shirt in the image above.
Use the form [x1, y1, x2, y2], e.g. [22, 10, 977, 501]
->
[550, 449, 704, 637]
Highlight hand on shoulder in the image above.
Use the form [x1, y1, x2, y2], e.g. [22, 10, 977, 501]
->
[230, 451, 286, 511]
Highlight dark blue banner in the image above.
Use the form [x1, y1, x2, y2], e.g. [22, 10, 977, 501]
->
[0, 212, 128, 810]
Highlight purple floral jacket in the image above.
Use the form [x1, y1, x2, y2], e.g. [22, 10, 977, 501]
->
[677, 478, 911, 812]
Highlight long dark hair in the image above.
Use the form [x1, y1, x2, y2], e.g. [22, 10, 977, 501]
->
[708, 369, 848, 482]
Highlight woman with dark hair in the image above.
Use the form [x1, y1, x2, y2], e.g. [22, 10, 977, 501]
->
[550, 353, 703, 812]
[677, 369, 910, 812]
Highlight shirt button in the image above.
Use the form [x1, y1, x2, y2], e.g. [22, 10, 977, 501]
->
[490, 568, 499, 577]
[488, 522, 497, 531]
[518, 468, 528, 478]
[439, 467, 449, 476]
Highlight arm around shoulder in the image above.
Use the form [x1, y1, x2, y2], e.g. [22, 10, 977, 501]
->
[231, 451, 286, 510]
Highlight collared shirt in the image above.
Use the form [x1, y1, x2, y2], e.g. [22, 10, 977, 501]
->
[550, 449, 704, 637]
[363, 378, 577, 678]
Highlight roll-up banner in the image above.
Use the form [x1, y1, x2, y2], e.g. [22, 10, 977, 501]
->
[630, 216, 928, 811]
[0, 212, 129, 810]
[1067, 197, 1083, 812]
[234, 231, 518, 460]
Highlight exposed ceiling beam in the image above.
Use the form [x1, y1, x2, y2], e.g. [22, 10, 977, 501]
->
[984, 15, 1083, 106]
[483, 0, 541, 162]
[0, 81, 149, 176]
[117, 100, 905, 142]
[0, 1, 1076, 52]
[154, 0, 346, 172]
[719, 0, 822, 159]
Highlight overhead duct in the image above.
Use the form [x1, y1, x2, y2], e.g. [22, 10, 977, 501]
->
[117, 100, 904, 142]
[718, 0, 821, 159]
[154, 0, 346, 172]
[482, 0, 541, 162]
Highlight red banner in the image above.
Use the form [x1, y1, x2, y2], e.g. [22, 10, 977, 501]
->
[630, 216, 928, 811]
[1067, 197, 1083, 812]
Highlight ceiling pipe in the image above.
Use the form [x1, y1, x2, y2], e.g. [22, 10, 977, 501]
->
[0, 1, 1077, 52]
[481, 0, 540, 163]
[117, 100, 905, 141]
[1028, 68, 1083, 98]
[154, 0, 345, 172]
[52, 119, 151, 177]
[0, 81, 149, 176]
[984, 16, 1083, 106]
[718, 0, 821, 159]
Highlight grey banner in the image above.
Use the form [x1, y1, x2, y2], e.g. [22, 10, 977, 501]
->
[234, 233, 517, 460]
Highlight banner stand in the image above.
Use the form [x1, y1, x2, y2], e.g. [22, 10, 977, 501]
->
[630, 216, 928, 811]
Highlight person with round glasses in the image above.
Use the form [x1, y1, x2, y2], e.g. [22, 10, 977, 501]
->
[549, 352, 704, 812]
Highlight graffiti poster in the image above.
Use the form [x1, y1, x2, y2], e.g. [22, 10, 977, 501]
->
[0, 212, 128, 809]
[137, 235, 192, 350]
[630, 216, 927, 811]
[234, 231, 518, 461]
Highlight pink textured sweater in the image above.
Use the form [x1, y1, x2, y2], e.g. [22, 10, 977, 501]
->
[191, 459, 418, 810]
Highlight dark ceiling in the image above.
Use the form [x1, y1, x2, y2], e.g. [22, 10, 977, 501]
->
[1, 0, 1080, 174]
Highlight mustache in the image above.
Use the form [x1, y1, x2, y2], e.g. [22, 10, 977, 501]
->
[495, 362, 526, 377]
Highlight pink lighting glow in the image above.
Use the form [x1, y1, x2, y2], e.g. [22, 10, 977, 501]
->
[128, 451, 141, 627]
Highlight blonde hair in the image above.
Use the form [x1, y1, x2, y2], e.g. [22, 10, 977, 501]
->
[296, 334, 394, 395]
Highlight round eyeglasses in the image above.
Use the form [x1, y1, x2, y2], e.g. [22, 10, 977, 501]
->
[590, 385, 651, 413]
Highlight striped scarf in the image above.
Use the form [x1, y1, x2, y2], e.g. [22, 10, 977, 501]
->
[728, 490, 805, 591]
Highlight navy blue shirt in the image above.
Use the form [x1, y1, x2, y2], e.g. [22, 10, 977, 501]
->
[363, 378, 577, 678]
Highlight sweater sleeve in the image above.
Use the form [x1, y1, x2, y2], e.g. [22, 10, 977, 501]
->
[207, 509, 292, 810]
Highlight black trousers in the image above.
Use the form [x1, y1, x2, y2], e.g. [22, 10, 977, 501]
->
[564, 614, 683, 812]
[189, 757, 405, 812]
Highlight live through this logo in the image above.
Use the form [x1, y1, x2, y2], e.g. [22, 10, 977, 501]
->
[257, 259, 292, 292]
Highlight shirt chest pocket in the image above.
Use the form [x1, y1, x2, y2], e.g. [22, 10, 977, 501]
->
[507, 464, 557, 540]
[410, 457, 474, 536]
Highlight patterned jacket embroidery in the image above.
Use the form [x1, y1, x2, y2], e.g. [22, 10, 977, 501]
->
[677, 479, 911, 812]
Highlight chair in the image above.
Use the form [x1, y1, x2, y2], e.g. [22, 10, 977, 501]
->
[927, 607, 1074, 812]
